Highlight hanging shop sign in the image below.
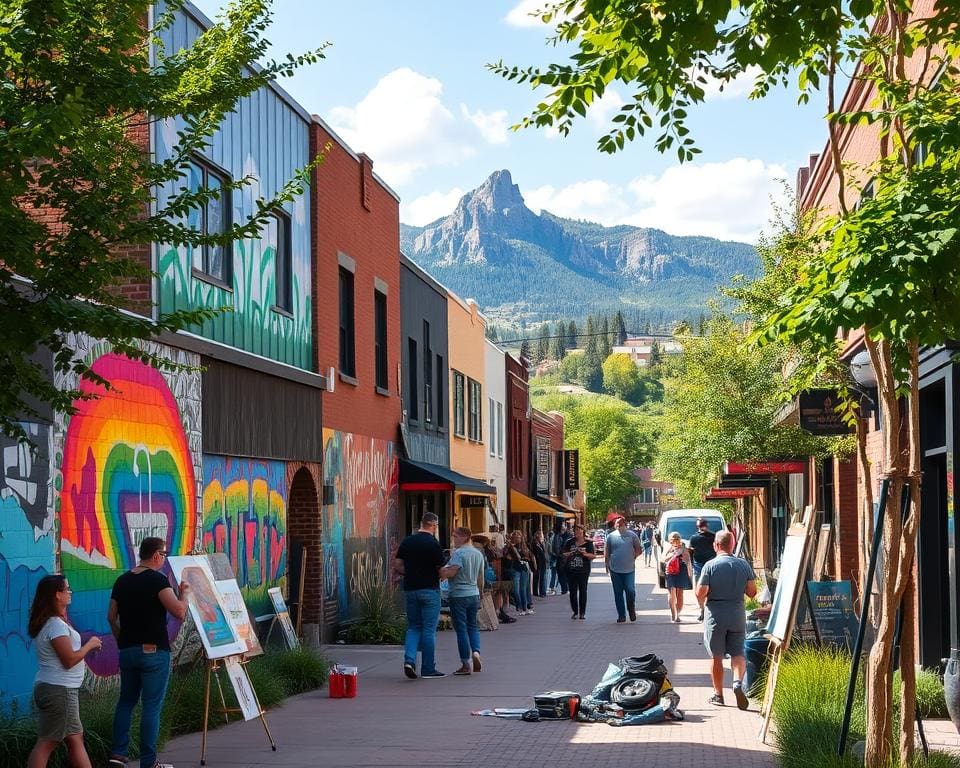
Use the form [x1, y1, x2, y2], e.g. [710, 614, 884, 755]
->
[563, 450, 580, 490]
[459, 494, 489, 508]
[704, 487, 760, 500]
[718, 474, 770, 489]
[723, 460, 807, 475]
[536, 437, 551, 493]
[798, 389, 855, 436]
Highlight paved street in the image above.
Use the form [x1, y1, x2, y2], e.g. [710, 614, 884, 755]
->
[164, 563, 777, 768]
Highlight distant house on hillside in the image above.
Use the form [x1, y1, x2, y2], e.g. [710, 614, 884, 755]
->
[626, 468, 677, 520]
[613, 336, 682, 367]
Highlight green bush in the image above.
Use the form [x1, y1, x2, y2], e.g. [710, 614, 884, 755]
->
[894, 668, 949, 719]
[346, 582, 406, 645]
[0, 648, 329, 768]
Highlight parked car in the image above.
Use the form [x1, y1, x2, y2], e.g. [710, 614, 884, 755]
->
[591, 529, 606, 555]
[655, 509, 726, 589]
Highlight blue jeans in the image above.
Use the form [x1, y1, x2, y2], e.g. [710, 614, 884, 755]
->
[610, 570, 637, 620]
[112, 646, 171, 768]
[404, 589, 442, 674]
[448, 594, 481, 663]
[512, 569, 530, 611]
[548, 561, 559, 590]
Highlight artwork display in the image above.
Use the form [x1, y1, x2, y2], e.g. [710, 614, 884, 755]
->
[267, 587, 299, 650]
[169, 555, 246, 659]
[223, 656, 261, 721]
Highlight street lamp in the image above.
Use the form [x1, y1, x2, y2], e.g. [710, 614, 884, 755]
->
[849, 348, 878, 388]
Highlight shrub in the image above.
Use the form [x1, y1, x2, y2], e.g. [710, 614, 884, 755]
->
[894, 668, 949, 719]
[263, 647, 330, 695]
[346, 582, 406, 645]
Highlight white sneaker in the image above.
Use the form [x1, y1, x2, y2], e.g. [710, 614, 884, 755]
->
[527, 607, 536, 614]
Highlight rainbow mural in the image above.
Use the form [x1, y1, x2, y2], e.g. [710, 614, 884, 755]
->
[58, 352, 198, 675]
[202, 456, 287, 616]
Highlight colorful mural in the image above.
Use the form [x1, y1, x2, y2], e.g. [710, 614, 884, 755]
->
[202, 456, 287, 616]
[0, 423, 55, 713]
[55, 339, 202, 676]
[321, 430, 398, 620]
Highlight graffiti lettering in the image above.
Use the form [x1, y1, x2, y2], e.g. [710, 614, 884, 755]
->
[349, 550, 385, 599]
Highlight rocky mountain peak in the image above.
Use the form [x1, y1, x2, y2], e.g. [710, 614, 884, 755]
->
[471, 169, 525, 214]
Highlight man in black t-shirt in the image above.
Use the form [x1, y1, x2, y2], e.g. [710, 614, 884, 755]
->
[107, 536, 189, 768]
[689, 518, 717, 622]
[394, 512, 446, 679]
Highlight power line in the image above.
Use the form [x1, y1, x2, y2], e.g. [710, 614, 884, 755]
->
[494, 328, 689, 346]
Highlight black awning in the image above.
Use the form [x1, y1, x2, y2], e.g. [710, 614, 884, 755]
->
[399, 459, 496, 495]
[536, 494, 578, 515]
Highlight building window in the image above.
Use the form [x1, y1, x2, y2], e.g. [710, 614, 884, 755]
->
[638, 487, 656, 504]
[497, 401, 504, 458]
[266, 211, 292, 312]
[453, 370, 465, 437]
[407, 338, 418, 421]
[189, 157, 231, 285]
[435, 355, 445, 429]
[488, 398, 496, 456]
[374, 289, 388, 390]
[338, 268, 356, 377]
[423, 321, 433, 423]
[468, 378, 482, 442]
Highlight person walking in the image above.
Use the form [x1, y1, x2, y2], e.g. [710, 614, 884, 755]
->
[440, 527, 486, 675]
[108, 537, 188, 768]
[546, 529, 559, 594]
[504, 532, 533, 615]
[531, 530, 548, 598]
[661, 531, 693, 623]
[696, 530, 757, 709]
[27, 575, 102, 768]
[604, 516, 643, 623]
[689, 517, 718, 621]
[561, 524, 595, 620]
[395, 512, 446, 679]
[640, 522, 655, 567]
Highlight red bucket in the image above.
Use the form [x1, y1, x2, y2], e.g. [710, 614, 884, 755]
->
[329, 666, 358, 698]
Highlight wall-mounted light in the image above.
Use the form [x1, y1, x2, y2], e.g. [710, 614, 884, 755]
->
[849, 349, 877, 388]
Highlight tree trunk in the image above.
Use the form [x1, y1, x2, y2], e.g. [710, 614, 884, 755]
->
[899, 567, 918, 765]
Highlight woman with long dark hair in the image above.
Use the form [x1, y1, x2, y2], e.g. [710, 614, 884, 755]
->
[531, 529, 548, 598]
[561, 524, 596, 619]
[27, 574, 102, 768]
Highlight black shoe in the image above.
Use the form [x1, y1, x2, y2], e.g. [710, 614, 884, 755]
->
[733, 682, 749, 711]
[578, 615, 586, 620]
[421, 670, 446, 679]
[628, 608, 637, 622]
[616, 617, 627, 624]
[499, 613, 517, 624]
[403, 662, 417, 679]
[697, 612, 704, 622]
[571, 613, 579, 620]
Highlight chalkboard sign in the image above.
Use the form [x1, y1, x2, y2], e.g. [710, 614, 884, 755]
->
[807, 580, 858, 650]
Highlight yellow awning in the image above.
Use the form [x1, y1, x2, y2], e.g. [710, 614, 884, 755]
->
[509, 489, 557, 516]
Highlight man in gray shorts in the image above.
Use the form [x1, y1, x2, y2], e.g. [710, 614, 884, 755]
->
[695, 530, 757, 709]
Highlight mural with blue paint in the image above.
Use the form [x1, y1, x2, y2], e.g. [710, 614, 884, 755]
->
[0, 424, 55, 713]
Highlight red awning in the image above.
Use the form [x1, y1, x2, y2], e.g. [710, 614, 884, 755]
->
[722, 460, 807, 475]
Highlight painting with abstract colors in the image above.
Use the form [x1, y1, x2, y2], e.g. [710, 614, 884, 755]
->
[169, 555, 246, 659]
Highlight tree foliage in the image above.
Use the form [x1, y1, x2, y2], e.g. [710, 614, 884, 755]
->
[535, 393, 653, 523]
[0, 0, 326, 441]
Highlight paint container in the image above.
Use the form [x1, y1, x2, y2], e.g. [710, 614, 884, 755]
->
[329, 665, 358, 698]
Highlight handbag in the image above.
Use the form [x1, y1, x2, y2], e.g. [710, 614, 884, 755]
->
[484, 563, 497, 584]
[478, 592, 500, 631]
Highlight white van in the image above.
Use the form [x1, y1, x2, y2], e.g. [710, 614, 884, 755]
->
[655, 508, 726, 589]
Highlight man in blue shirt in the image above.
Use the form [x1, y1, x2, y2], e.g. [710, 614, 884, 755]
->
[440, 526, 486, 675]
[604, 517, 643, 623]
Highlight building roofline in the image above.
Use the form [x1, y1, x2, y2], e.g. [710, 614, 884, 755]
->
[310, 114, 401, 203]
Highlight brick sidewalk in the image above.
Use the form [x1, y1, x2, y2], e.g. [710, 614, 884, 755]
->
[162, 563, 785, 767]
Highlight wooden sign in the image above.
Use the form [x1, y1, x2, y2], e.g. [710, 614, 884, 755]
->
[812, 523, 832, 582]
[799, 389, 854, 435]
[724, 460, 807, 475]
[563, 450, 580, 490]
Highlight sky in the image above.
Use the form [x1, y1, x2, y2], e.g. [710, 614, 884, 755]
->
[190, 0, 833, 244]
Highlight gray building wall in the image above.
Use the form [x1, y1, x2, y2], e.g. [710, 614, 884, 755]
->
[400, 255, 450, 467]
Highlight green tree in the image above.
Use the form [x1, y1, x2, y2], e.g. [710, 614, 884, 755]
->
[535, 322, 551, 362]
[648, 340, 664, 369]
[655, 317, 842, 505]
[551, 320, 568, 360]
[519, 339, 532, 363]
[612, 310, 628, 345]
[567, 320, 578, 349]
[535, 393, 653, 523]
[583, 316, 603, 391]
[602, 353, 641, 403]
[599, 316, 612, 357]
[0, 0, 324, 442]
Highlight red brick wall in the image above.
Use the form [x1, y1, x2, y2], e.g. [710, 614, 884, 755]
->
[506, 355, 530, 493]
[310, 120, 401, 441]
[286, 462, 323, 627]
[833, 456, 861, 585]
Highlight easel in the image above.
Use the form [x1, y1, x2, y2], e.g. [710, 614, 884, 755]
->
[759, 504, 817, 743]
[200, 655, 277, 766]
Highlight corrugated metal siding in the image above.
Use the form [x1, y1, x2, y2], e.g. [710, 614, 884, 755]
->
[154, 2, 313, 370]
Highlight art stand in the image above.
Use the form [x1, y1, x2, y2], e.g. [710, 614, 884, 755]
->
[759, 505, 817, 743]
[200, 655, 277, 766]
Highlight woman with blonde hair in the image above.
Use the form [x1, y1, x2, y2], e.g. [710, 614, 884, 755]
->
[27, 574, 102, 768]
[661, 531, 694, 622]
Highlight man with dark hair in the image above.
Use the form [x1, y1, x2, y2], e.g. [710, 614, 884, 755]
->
[696, 530, 757, 710]
[107, 537, 189, 768]
[394, 513, 446, 679]
[552, 521, 573, 595]
[689, 517, 717, 621]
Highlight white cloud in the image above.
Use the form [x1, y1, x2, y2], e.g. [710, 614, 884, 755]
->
[587, 89, 625, 128]
[460, 105, 509, 145]
[328, 68, 507, 187]
[699, 65, 763, 101]
[504, 0, 560, 28]
[403, 188, 465, 227]
[523, 158, 788, 243]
